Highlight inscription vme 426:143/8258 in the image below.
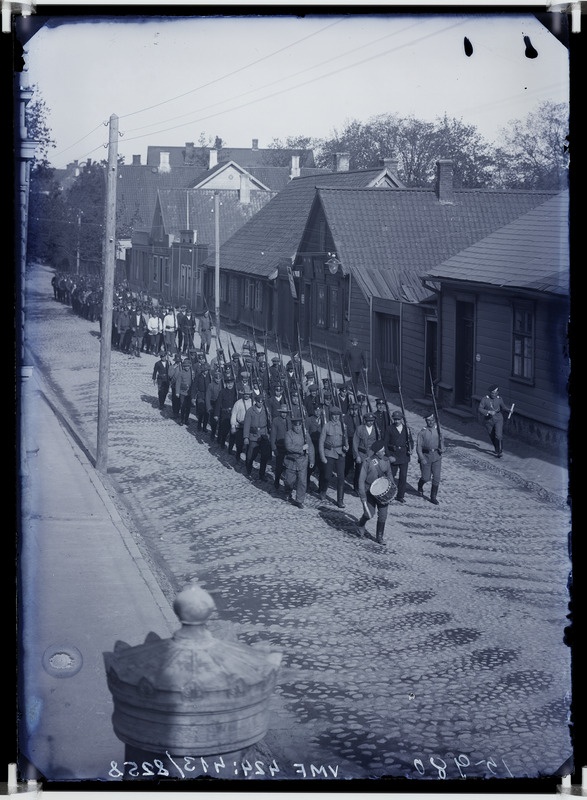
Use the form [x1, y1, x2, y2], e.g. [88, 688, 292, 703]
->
[108, 755, 340, 779]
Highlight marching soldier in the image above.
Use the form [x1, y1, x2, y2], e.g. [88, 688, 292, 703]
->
[198, 309, 213, 354]
[318, 406, 348, 508]
[152, 350, 170, 411]
[356, 440, 396, 545]
[268, 356, 282, 394]
[304, 383, 321, 418]
[176, 355, 194, 426]
[168, 353, 183, 419]
[344, 401, 361, 493]
[231, 387, 254, 465]
[243, 394, 272, 482]
[374, 398, 389, 439]
[215, 372, 238, 452]
[283, 415, 315, 509]
[307, 402, 324, 492]
[268, 382, 287, 418]
[206, 368, 223, 440]
[385, 410, 414, 503]
[270, 404, 290, 490]
[353, 411, 378, 474]
[416, 411, 444, 505]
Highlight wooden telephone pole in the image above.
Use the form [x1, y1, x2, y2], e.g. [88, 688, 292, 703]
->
[96, 114, 118, 473]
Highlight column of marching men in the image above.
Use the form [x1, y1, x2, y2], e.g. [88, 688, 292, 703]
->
[50, 273, 445, 548]
[147, 327, 445, 548]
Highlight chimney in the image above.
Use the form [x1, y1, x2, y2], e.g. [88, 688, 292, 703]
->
[333, 152, 350, 172]
[159, 152, 171, 173]
[239, 173, 251, 205]
[209, 148, 218, 169]
[132, 154, 141, 166]
[184, 141, 195, 163]
[379, 155, 399, 174]
[290, 154, 300, 180]
[436, 159, 454, 204]
[252, 138, 259, 151]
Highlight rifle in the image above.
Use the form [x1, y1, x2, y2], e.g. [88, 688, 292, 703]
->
[276, 335, 293, 414]
[285, 336, 308, 439]
[376, 361, 393, 428]
[428, 368, 443, 450]
[323, 339, 339, 408]
[342, 355, 363, 424]
[361, 367, 373, 414]
[296, 324, 306, 400]
[229, 335, 242, 372]
[223, 333, 238, 386]
[394, 364, 412, 454]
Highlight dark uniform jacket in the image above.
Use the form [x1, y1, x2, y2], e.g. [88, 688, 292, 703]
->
[385, 423, 413, 464]
[319, 418, 347, 461]
[243, 405, 270, 443]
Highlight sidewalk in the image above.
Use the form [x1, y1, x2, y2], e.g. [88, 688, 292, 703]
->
[18, 365, 178, 781]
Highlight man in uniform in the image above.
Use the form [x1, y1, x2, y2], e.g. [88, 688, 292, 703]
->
[206, 368, 223, 440]
[416, 411, 444, 505]
[152, 350, 170, 411]
[231, 387, 253, 466]
[268, 356, 282, 394]
[344, 401, 361, 493]
[270, 404, 290, 491]
[168, 352, 183, 419]
[385, 410, 414, 503]
[318, 406, 348, 508]
[268, 382, 287, 419]
[353, 411, 378, 476]
[374, 398, 390, 439]
[215, 372, 238, 452]
[344, 336, 368, 390]
[284, 415, 315, 508]
[304, 383, 321, 418]
[356, 440, 396, 544]
[243, 394, 272, 481]
[478, 384, 513, 458]
[176, 355, 194, 426]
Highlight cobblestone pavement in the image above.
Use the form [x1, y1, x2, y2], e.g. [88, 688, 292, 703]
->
[21, 263, 573, 784]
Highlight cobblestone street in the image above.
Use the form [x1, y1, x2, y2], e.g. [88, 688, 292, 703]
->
[21, 263, 573, 784]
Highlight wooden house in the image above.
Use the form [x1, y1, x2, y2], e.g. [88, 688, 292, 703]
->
[421, 190, 569, 448]
[293, 161, 560, 402]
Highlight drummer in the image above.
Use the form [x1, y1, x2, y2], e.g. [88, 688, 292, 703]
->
[356, 439, 396, 545]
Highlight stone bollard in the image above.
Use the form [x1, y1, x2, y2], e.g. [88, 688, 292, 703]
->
[103, 583, 282, 780]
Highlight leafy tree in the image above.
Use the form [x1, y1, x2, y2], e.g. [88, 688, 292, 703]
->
[492, 101, 569, 189]
[265, 135, 320, 167]
[63, 160, 106, 274]
[24, 85, 55, 166]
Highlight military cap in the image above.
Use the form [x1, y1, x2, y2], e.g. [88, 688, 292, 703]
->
[488, 384, 499, 393]
[364, 412, 376, 421]
[174, 354, 182, 362]
[291, 415, 303, 424]
[241, 388, 252, 396]
[391, 410, 403, 420]
[376, 397, 386, 404]
[225, 374, 235, 383]
[338, 384, 348, 392]
[279, 404, 289, 413]
[305, 371, 314, 379]
[330, 406, 342, 416]
[350, 402, 359, 409]
[240, 371, 250, 378]
[273, 383, 283, 390]
[371, 439, 386, 454]
[308, 383, 318, 392]
[271, 356, 280, 363]
[286, 361, 294, 370]
[424, 411, 435, 419]
[257, 351, 265, 358]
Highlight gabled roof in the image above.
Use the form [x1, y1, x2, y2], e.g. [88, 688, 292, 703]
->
[117, 164, 208, 233]
[205, 169, 402, 277]
[155, 188, 277, 245]
[192, 161, 272, 191]
[316, 187, 561, 304]
[146, 144, 316, 170]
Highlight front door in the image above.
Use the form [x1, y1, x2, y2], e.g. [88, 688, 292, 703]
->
[455, 301, 475, 405]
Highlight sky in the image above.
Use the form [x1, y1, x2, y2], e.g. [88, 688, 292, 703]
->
[21, 10, 570, 169]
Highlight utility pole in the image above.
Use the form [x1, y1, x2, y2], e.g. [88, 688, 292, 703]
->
[214, 190, 221, 341]
[96, 114, 118, 473]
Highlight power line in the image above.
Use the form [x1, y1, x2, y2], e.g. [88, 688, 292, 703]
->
[119, 17, 347, 121]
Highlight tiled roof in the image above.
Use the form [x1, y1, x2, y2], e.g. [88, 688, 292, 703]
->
[204, 170, 391, 277]
[422, 191, 569, 296]
[117, 164, 207, 232]
[146, 145, 316, 169]
[156, 188, 277, 245]
[317, 187, 561, 303]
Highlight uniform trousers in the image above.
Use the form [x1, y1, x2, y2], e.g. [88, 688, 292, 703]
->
[284, 454, 310, 503]
[320, 454, 346, 502]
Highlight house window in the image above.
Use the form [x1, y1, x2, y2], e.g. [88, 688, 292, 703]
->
[255, 281, 263, 312]
[328, 286, 339, 331]
[195, 267, 203, 298]
[244, 278, 255, 309]
[164, 257, 170, 286]
[220, 273, 228, 302]
[316, 284, 326, 328]
[512, 304, 534, 380]
[380, 315, 400, 366]
[153, 255, 159, 284]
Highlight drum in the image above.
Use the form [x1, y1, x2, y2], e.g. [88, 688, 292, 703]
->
[369, 476, 397, 505]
